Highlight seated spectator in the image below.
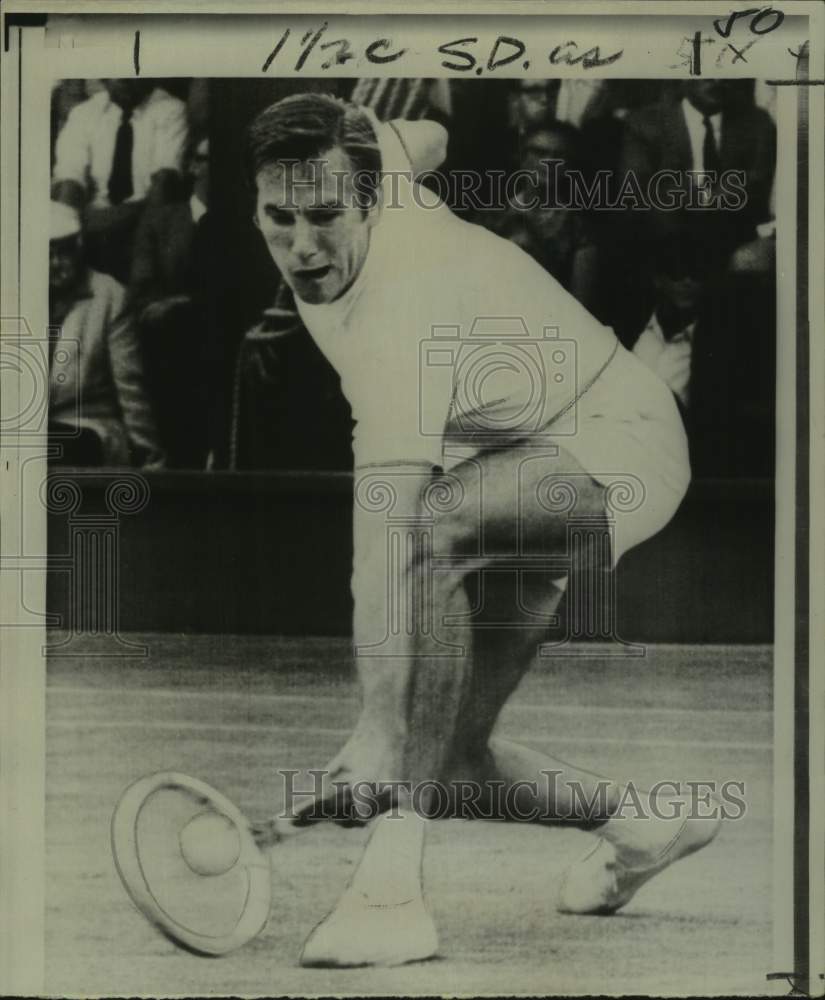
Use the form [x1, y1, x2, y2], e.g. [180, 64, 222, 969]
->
[48, 201, 165, 468]
[128, 134, 213, 468]
[481, 121, 599, 311]
[628, 215, 775, 479]
[630, 228, 712, 413]
[515, 80, 661, 175]
[129, 134, 210, 314]
[52, 79, 189, 284]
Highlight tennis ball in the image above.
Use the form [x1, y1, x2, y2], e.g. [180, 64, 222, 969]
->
[179, 811, 241, 877]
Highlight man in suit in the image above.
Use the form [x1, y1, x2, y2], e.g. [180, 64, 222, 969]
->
[48, 201, 164, 468]
[603, 81, 775, 346]
[620, 80, 775, 246]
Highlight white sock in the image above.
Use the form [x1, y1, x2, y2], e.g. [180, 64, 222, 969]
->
[345, 810, 427, 907]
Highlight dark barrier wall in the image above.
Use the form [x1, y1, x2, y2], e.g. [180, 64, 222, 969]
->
[46, 472, 773, 643]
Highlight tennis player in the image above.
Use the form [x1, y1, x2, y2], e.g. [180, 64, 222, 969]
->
[246, 93, 721, 967]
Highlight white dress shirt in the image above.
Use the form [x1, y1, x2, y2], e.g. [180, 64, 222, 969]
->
[53, 87, 188, 207]
[632, 310, 695, 408]
[681, 97, 722, 173]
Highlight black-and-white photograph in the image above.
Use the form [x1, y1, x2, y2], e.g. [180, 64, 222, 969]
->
[1, 6, 823, 998]
[45, 75, 777, 478]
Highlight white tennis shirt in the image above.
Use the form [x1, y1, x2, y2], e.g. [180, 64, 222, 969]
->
[295, 123, 618, 472]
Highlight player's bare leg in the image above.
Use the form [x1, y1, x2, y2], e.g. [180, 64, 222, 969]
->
[449, 730, 722, 915]
[298, 448, 609, 965]
[293, 460, 486, 967]
[431, 449, 721, 914]
[257, 445, 716, 964]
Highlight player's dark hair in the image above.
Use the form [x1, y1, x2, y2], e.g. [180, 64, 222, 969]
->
[245, 93, 382, 209]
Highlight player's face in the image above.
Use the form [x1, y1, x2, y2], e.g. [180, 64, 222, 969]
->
[254, 146, 379, 306]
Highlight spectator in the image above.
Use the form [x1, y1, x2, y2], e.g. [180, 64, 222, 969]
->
[482, 121, 599, 311]
[48, 201, 164, 468]
[128, 135, 213, 467]
[630, 228, 711, 412]
[52, 79, 189, 283]
[620, 80, 776, 247]
[546, 80, 663, 130]
[510, 80, 554, 136]
[628, 215, 775, 479]
[129, 134, 210, 313]
[50, 79, 88, 169]
[575, 81, 661, 180]
[602, 80, 775, 345]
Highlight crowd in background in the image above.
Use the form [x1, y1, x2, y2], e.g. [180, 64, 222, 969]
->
[48, 77, 777, 479]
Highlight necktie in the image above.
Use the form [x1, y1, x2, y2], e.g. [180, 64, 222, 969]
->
[702, 115, 721, 175]
[188, 211, 211, 296]
[108, 108, 134, 205]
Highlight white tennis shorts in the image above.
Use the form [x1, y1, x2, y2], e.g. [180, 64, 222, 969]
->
[542, 342, 691, 565]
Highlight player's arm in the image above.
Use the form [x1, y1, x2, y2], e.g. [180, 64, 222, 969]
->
[352, 460, 435, 588]
[351, 460, 436, 709]
[361, 106, 448, 177]
[385, 119, 448, 175]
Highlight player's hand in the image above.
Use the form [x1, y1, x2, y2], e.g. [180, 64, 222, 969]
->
[249, 816, 286, 849]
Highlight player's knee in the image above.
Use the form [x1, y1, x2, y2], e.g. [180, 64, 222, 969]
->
[402, 518, 468, 604]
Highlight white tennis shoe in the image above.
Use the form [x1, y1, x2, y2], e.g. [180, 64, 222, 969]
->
[300, 889, 439, 968]
[300, 810, 439, 968]
[557, 803, 722, 915]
